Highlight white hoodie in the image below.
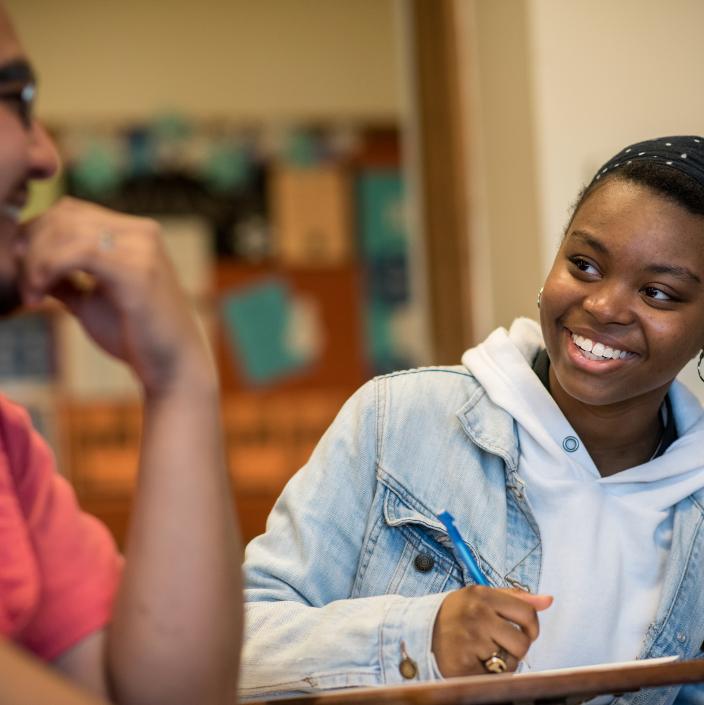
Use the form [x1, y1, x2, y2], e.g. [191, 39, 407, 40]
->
[462, 318, 704, 670]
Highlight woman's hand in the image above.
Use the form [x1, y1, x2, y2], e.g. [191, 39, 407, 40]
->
[432, 586, 553, 677]
[16, 197, 210, 396]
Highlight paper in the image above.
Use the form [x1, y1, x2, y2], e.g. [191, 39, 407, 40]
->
[220, 278, 314, 385]
[357, 169, 406, 259]
[518, 655, 678, 677]
[271, 165, 352, 266]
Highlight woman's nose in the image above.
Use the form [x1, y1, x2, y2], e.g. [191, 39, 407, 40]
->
[582, 282, 634, 325]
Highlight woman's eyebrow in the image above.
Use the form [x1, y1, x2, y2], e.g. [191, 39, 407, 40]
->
[0, 59, 34, 86]
[646, 263, 701, 284]
[568, 230, 609, 254]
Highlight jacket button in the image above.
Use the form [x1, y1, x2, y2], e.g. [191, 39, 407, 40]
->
[562, 436, 579, 452]
[399, 655, 418, 679]
[676, 632, 687, 644]
[414, 553, 435, 572]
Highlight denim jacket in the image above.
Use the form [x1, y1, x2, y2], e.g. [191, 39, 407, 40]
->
[241, 367, 704, 703]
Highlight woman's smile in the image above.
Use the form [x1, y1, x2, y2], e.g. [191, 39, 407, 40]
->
[569, 330, 636, 360]
[561, 326, 637, 373]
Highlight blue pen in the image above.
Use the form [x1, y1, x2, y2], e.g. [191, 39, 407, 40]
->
[437, 510, 490, 586]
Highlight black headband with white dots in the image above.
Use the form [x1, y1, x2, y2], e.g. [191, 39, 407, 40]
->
[589, 135, 704, 190]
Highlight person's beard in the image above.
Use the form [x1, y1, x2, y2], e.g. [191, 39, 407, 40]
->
[0, 274, 23, 317]
[0, 217, 25, 317]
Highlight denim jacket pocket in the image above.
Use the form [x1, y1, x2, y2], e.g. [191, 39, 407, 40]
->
[352, 486, 465, 599]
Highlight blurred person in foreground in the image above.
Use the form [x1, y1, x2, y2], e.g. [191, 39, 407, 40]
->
[0, 4, 242, 704]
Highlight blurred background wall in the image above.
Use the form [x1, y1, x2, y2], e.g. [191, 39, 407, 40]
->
[6, 0, 417, 545]
[6, 0, 401, 123]
[5, 0, 704, 544]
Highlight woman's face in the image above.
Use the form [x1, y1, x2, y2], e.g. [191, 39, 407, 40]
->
[540, 177, 704, 409]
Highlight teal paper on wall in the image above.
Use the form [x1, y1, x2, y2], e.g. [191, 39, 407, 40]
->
[356, 170, 406, 259]
[221, 279, 308, 385]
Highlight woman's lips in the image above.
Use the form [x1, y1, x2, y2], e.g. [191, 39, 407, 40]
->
[569, 330, 637, 361]
[563, 327, 638, 369]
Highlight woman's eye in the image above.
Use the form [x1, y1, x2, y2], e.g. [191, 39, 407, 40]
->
[642, 286, 673, 302]
[568, 256, 598, 275]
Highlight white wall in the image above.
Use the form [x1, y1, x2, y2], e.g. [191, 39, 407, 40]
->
[461, 0, 544, 339]
[6, 0, 400, 123]
[526, 0, 704, 273]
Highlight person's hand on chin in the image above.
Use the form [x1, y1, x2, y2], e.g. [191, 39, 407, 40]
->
[15, 196, 214, 396]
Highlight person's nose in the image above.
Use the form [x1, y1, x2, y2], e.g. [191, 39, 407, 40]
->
[27, 120, 60, 180]
[582, 280, 634, 326]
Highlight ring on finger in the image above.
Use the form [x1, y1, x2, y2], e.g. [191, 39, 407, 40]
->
[98, 230, 115, 252]
[481, 648, 509, 674]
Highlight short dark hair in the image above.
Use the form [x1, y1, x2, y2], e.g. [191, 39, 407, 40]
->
[569, 161, 704, 227]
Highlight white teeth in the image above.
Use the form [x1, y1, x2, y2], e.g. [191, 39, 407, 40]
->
[571, 332, 633, 360]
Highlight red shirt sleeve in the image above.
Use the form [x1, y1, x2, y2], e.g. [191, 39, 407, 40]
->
[0, 397, 121, 661]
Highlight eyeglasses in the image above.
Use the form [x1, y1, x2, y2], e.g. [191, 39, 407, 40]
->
[0, 82, 35, 128]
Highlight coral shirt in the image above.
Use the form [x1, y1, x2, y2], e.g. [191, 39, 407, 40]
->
[0, 396, 120, 660]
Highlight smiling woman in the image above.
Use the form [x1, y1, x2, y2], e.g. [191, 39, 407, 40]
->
[240, 136, 704, 705]
[542, 176, 704, 453]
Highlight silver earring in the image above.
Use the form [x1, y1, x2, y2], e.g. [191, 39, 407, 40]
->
[698, 350, 704, 383]
[537, 287, 543, 309]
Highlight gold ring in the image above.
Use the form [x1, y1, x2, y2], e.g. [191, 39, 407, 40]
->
[481, 649, 508, 674]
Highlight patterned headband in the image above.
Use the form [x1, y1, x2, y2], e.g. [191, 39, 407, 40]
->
[589, 135, 704, 190]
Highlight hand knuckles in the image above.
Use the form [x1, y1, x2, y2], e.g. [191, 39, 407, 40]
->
[460, 623, 483, 643]
[59, 195, 79, 207]
[523, 624, 539, 643]
[462, 598, 486, 618]
[54, 196, 86, 222]
[53, 195, 75, 213]
[468, 584, 490, 598]
[514, 633, 531, 655]
[465, 587, 491, 608]
[135, 216, 162, 239]
[464, 606, 493, 630]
